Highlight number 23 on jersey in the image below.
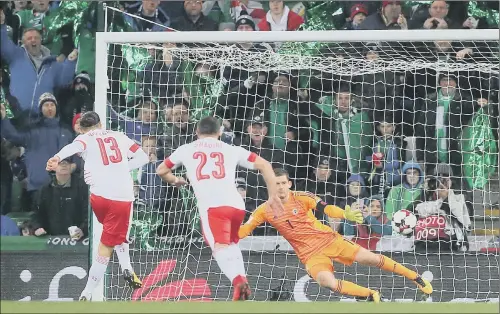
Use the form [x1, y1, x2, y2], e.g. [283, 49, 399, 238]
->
[193, 152, 225, 180]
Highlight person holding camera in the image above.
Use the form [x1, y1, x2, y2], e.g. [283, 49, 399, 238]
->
[410, 176, 471, 252]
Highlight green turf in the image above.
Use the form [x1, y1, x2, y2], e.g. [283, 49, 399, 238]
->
[0, 301, 498, 314]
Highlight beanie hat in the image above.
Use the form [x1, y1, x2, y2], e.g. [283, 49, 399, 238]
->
[72, 113, 82, 130]
[235, 10, 256, 30]
[350, 4, 368, 19]
[382, 1, 401, 8]
[74, 72, 91, 89]
[39, 92, 57, 109]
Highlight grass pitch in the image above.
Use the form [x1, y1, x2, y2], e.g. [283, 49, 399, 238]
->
[1, 301, 498, 314]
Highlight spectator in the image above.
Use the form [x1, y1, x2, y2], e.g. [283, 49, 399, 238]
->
[125, 0, 171, 31]
[138, 136, 166, 209]
[0, 214, 20, 236]
[409, 0, 460, 30]
[257, 0, 304, 31]
[413, 176, 471, 252]
[0, 93, 73, 205]
[359, 1, 408, 30]
[385, 161, 424, 219]
[62, 73, 94, 127]
[0, 16, 77, 118]
[170, 0, 218, 32]
[20, 220, 35, 236]
[461, 97, 499, 190]
[108, 98, 158, 143]
[343, 195, 393, 247]
[342, 3, 368, 30]
[231, 0, 266, 26]
[416, 74, 474, 176]
[72, 113, 82, 135]
[138, 43, 183, 99]
[219, 21, 235, 31]
[31, 157, 88, 238]
[0, 138, 23, 214]
[366, 114, 402, 196]
[157, 98, 196, 158]
[326, 85, 373, 182]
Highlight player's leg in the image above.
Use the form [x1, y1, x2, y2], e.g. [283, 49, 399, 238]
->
[229, 208, 251, 300]
[306, 252, 380, 302]
[80, 195, 113, 300]
[201, 206, 249, 300]
[353, 244, 433, 294]
[108, 199, 142, 289]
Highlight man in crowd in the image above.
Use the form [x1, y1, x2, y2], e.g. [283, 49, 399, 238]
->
[125, 0, 171, 31]
[32, 157, 88, 238]
[171, 0, 218, 31]
[0, 93, 74, 208]
[359, 1, 407, 30]
[0, 11, 77, 118]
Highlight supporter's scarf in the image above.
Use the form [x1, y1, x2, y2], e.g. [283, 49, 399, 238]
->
[436, 90, 451, 163]
[268, 100, 288, 150]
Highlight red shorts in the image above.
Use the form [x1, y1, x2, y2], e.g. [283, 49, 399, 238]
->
[199, 206, 246, 248]
[90, 194, 133, 247]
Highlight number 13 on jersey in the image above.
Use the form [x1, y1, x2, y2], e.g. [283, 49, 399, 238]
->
[193, 152, 225, 180]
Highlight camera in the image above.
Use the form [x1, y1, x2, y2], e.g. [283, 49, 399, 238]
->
[430, 19, 439, 29]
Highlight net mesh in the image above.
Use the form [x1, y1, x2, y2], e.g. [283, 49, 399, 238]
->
[101, 32, 499, 302]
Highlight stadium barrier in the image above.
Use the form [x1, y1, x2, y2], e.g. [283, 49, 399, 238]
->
[1, 236, 498, 302]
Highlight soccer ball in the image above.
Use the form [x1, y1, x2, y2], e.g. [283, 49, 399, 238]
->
[391, 210, 417, 235]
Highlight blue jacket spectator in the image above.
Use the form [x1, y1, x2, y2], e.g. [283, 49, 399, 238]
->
[0, 93, 73, 192]
[125, 1, 171, 31]
[108, 100, 157, 143]
[343, 195, 392, 237]
[0, 24, 76, 117]
[0, 215, 20, 236]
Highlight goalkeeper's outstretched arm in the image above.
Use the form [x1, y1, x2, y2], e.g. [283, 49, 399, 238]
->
[316, 201, 364, 224]
[238, 206, 267, 239]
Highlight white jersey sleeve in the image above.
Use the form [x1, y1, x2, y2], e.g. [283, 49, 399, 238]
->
[163, 145, 186, 169]
[234, 146, 257, 170]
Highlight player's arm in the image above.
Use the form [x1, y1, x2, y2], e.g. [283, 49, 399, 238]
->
[46, 139, 86, 171]
[298, 192, 363, 224]
[156, 149, 187, 187]
[236, 147, 279, 199]
[238, 205, 267, 239]
[127, 142, 149, 171]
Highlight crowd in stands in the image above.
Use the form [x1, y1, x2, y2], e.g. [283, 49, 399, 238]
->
[0, 1, 498, 252]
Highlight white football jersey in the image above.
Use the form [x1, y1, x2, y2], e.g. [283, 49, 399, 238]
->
[164, 138, 257, 210]
[74, 130, 139, 201]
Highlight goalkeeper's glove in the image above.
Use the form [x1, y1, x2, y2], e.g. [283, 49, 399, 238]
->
[343, 205, 364, 224]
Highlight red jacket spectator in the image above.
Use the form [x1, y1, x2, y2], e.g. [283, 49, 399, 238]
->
[257, 1, 303, 31]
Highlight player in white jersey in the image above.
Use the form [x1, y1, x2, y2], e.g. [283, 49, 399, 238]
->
[46, 112, 149, 301]
[156, 116, 283, 301]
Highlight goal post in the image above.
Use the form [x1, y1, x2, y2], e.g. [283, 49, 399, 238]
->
[93, 29, 499, 302]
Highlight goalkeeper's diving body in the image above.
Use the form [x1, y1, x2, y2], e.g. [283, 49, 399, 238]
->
[239, 168, 433, 302]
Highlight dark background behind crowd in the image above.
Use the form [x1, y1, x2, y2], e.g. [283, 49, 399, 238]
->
[0, 0, 498, 252]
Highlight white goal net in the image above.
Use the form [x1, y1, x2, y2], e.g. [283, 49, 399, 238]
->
[94, 29, 500, 302]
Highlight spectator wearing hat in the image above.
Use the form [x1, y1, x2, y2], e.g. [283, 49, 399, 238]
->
[359, 1, 408, 30]
[31, 157, 88, 238]
[0, 14, 77, 119]
[415, 74, 474, 177]
[0, 93, 73, 203]
[342, 3, 368, 30]
[61, 72, 94, 127]
[257, 0, 303, 31]
[231, 0, 266, 26]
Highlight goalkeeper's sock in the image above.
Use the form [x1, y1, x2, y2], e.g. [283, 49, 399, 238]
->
[83, 254, 109, 294]
[115, 242, 133, 272]
[213, 246, 238, 282]
[228, 244, 247, 277]
[333, 279, 373, 298]
[376, 255, 418, 280]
